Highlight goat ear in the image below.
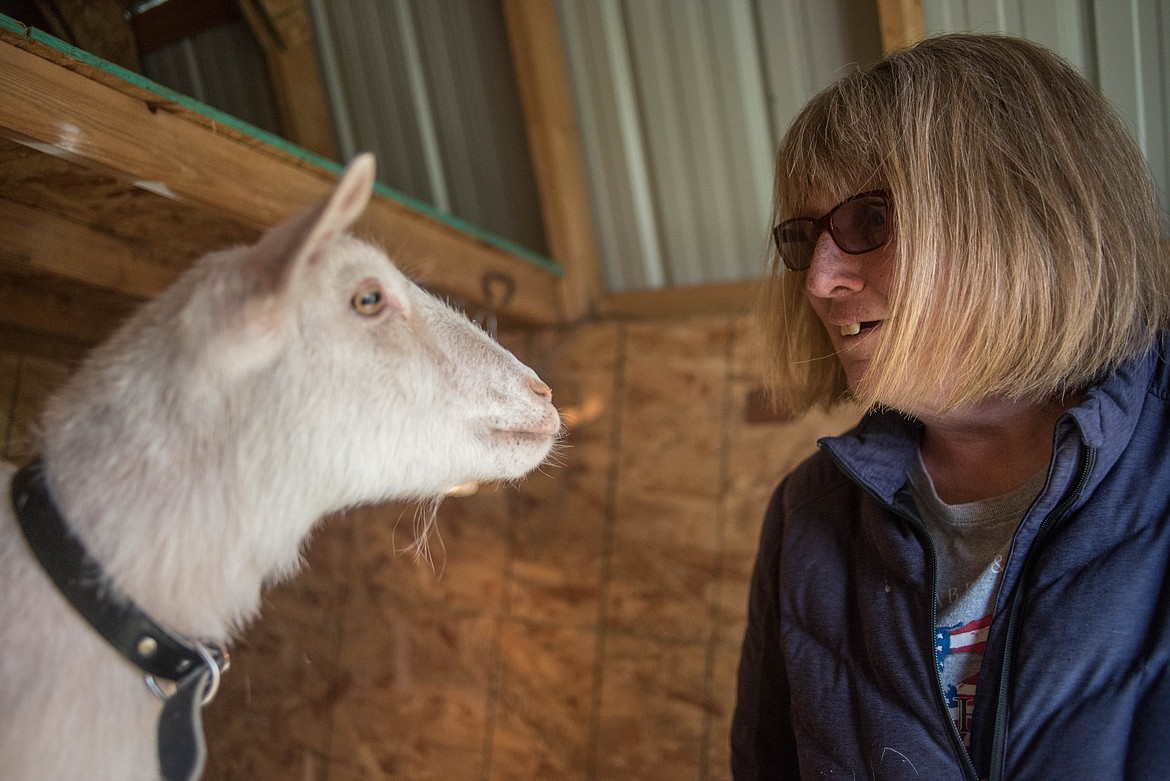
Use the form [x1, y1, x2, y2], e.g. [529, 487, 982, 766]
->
[242, 153, 376, 304]
[200, 155, 374, 379]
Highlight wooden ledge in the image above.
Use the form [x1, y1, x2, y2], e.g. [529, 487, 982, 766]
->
[598, 279, 763, 320]
[0, 16, 564, 346]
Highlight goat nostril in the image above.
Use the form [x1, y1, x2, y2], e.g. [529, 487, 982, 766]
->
[528, 378, 553, 402]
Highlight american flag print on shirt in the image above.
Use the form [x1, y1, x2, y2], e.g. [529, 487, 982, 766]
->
[934, 614, 992, 745]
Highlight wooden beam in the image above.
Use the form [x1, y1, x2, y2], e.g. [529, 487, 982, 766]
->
[0, 322, 91, 364]
[0, 266, 140, 346]
[129, 0, 239, 55]
[598, 279, 762, 320]
[502, 0, 601, 323]
[0, 27, 563, 324]
[0, 198, 179, 297]
[0, 135, 263, 265]
[875, 0, 926, 53]
[33, 0, 142, 70]
[237, 0, 339, 160]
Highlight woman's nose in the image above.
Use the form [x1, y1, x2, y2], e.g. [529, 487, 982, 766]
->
[804, 233, 865, 299]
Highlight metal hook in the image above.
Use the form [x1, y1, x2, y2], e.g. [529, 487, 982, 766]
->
[473, 272, 516, 340]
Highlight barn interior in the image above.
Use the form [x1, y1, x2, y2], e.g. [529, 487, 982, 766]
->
[1, 2, 1166, 779]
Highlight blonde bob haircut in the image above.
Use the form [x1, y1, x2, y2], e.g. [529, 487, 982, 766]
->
[761, 33, 1169, 415]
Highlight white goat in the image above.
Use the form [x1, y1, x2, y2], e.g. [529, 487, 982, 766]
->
[0, 154, 559, 781]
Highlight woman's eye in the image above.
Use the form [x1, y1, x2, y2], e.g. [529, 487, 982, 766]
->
[351, 286, 387, 316]
[848, 202, 887, 243]
[855, 200, 887, 228]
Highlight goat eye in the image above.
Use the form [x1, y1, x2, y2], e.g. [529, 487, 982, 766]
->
[351, 285, 387, 316]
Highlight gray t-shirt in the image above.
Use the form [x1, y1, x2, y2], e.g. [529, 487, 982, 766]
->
[908, 454, 1045, 745]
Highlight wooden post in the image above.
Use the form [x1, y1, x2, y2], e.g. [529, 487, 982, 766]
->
[875, 0, 926, 53]
[238, 0, 339, 161]
[502, 0, 602, 322]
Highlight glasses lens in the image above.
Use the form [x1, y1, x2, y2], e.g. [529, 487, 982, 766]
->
[830, 195, 889, 254]
[771, 192, 891, 271]
[773, 220, 817, 271]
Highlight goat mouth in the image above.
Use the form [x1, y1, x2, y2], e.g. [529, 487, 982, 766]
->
[494, 428, 553, 439]
[488, 423, 560, 443]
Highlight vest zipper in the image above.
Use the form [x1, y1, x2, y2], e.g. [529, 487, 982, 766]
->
[821, 448, 979, 780]
[988, 446, 1094, 781]
[897, 502, 981, 781]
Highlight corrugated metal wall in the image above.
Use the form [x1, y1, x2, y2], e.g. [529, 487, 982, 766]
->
[140, 20, 281, 137]
[923, 0, 1170, 226]
[308, 0, 548, 257]
[557, 0, 883, 292]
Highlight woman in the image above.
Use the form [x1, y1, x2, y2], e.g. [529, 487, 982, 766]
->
[733, 33, 1170, 781]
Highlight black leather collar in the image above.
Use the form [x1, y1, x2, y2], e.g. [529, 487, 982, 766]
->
[9, 457, 229, 781]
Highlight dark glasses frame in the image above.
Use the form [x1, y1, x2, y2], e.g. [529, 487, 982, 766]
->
[772, 190, 893, 272]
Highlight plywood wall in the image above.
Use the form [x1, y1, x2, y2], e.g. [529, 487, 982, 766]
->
[197, 314, 858, 781]
[0, 352, 69, 462]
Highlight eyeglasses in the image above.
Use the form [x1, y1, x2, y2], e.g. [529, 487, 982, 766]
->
[772, 190, 893, 272]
